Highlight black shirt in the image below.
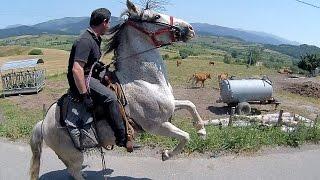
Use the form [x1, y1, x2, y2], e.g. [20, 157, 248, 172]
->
[67, 29, 102, 97]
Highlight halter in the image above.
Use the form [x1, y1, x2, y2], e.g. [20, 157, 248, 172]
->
[126, 16, 180, 47]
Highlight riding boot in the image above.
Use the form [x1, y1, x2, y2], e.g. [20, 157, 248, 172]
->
[105, 100, 132, 151]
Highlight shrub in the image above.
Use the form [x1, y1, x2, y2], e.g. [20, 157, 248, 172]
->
[172, 56, 181, 60]
[179, 50, 189, 59]
[162, 54, 170, 60]
[231, 50, 238, 58]
[290, 65, 308, 74]
[298, 54, 320, 73]
[28, 49, 43, 55]
[247, 48, 261, 66]
[223, 54, 231, 64]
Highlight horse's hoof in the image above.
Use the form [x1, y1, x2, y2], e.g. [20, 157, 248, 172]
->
[197, 128, 207, 140]
[162, 150, 170, 161]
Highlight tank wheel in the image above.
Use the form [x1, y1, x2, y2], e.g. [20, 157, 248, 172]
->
[236, 102, 251, 115]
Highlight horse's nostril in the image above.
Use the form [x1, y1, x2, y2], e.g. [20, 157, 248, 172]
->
[189, 26, 193, 30]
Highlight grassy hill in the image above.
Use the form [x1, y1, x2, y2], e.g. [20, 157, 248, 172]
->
[0, 46, 31, 57]
[0, 35, 76, 51]
[0, 33, 317, 73]
[264, 44, 320, 59]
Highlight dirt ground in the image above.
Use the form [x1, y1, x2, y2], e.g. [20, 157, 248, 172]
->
[284, 81, 320, 99]
[3, 73, 320, 121]
[174, 74, 320, 120]
[4, 80, 66, 110]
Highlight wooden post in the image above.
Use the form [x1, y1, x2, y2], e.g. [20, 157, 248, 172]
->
[277, 109, 284, 126]
[228, 107, 235, 127]
[42, 104, 46, 119]
[314, 114, 319, 129]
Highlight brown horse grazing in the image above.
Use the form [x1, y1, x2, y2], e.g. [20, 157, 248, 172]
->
[218, 73, 229, 89]
[187, 72, 211, 88]
[209, 61, 215, 66]
[218, 72, 228, 81]
[176, 60, 182, 67]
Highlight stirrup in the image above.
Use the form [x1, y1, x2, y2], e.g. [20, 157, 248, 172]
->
[126, 140, 134, 152]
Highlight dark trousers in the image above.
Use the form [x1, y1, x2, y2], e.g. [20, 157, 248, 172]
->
[88, 78, 127, 147]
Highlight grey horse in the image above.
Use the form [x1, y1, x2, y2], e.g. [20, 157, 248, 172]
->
[30, 1, 206, 179]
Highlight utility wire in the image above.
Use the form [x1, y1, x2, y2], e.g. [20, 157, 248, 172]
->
[295, 0, 320, 8]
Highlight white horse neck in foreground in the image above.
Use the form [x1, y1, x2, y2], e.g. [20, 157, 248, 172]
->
[108, 0, 206, 160]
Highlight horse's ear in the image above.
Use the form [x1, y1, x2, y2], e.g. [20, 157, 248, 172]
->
[127, 0, 138, 14]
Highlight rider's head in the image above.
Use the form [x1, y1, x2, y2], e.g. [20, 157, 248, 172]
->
[90, 8, 111, 36]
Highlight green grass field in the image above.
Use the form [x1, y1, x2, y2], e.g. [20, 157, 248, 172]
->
[166, 57, 276, 88]
[0, 37, 318, 154]
[0, 57, 319, 154]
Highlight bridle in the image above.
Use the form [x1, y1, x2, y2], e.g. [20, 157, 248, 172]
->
[126, 16, 182, 48]
[102, 15, 184, 66]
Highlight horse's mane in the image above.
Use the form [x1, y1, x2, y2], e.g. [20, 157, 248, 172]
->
[104, 22, 126, 56]
[104, 10, 143, 57]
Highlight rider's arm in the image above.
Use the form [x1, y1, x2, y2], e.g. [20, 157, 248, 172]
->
[72, 61, 87, 94]
[72, 38, 92, 94]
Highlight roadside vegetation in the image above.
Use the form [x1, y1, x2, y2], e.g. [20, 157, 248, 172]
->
[138, 116, 320, 154]
[0, 96, 319, 153]
[0, 99, 42, 139]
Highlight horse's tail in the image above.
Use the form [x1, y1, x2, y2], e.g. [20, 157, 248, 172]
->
[29, 121, 43, 180]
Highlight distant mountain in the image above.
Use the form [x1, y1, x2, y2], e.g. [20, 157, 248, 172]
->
[0, 17, 304, 46]
[4, 24, 24, 29]
[191, 23, 300, 46]
[33, 16, 121, 35]
[33, 17, 89, 34]
[245, 30, 300, 46]
[0, 25, 68, 39]
[0, 16, 121, 39]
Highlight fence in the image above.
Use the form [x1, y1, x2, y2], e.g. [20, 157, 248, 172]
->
[0, 59, 45, 97]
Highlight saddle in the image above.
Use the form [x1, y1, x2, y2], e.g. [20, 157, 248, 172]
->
[57, 71, 138, 152]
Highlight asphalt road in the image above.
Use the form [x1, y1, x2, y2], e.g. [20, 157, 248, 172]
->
[1, 140, 320, 180]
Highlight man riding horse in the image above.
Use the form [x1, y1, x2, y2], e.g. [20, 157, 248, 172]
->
[67, 8, 131, 151]
[30, 1, 206, 179]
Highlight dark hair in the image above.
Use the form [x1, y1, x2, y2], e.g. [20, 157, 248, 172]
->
[90, 8, 111, 26]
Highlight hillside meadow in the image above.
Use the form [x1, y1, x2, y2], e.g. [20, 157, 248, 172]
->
[0, 45, 319, 154]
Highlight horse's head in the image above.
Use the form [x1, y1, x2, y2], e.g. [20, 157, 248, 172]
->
[207, 73, 211, 79]
[124, 0, 195, 46]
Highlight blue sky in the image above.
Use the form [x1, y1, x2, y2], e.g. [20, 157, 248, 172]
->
[0, 0, 319, 46]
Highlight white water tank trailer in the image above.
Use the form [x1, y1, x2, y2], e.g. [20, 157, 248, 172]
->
[217, 77, 279, 114]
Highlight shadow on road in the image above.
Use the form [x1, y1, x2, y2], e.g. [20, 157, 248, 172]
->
[39, 168, 151, 180]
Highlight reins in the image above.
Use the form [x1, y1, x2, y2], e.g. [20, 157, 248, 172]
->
[104, 17, 180, 66]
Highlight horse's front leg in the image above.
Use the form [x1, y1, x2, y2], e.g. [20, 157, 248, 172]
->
[147, 121, 190, 161]
[174, 100, 206, 138]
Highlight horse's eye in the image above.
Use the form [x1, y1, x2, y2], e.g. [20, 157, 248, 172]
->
[154, 15, 161, 20]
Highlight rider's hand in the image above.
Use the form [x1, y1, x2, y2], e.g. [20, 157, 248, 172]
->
[81, 93, 94, 112]
[95, 61, 105, 72]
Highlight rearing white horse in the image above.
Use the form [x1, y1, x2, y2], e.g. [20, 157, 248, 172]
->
[30, 1, 206, 179]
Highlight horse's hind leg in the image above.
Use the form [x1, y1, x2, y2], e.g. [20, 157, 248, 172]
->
[56, 150, 85, 180]
[149, 122, 190, 161]
[174, 100, 206, 138]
